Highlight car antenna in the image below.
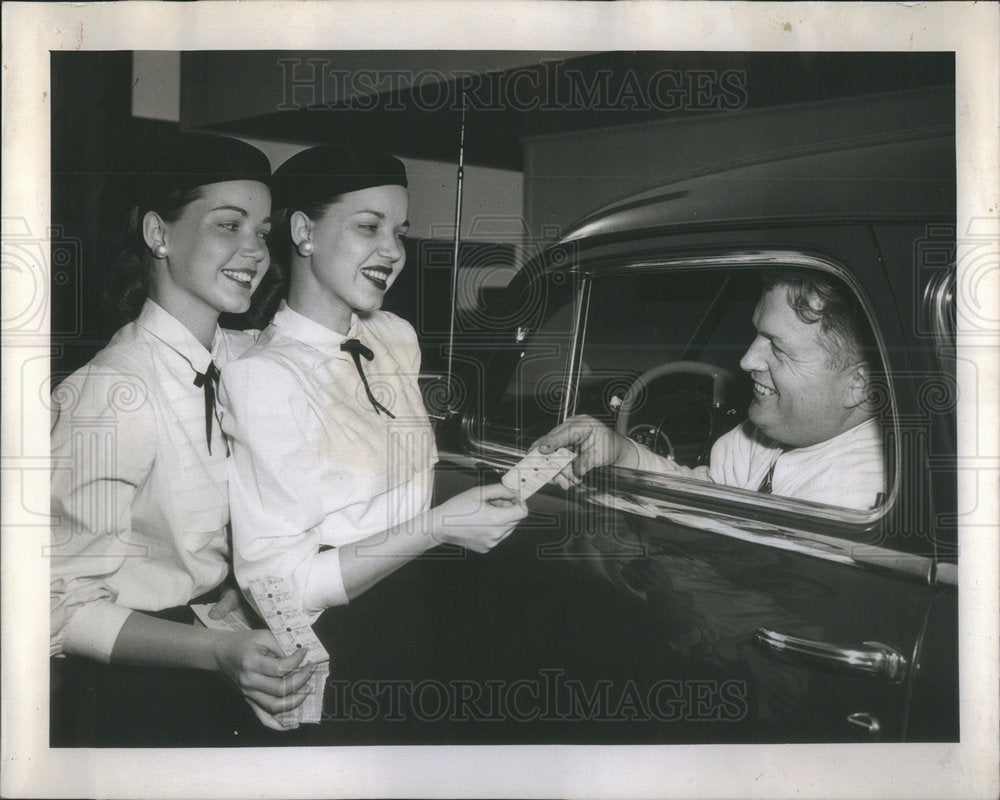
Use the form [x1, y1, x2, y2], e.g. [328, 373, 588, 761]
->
[444, 89, 467, 415]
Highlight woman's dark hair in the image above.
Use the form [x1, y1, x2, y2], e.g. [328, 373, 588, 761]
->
[100, 185, 203, 326]
[246, 199, 330, 327]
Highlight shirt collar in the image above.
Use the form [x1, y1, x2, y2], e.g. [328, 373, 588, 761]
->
[271, 300, 359, 353]
[785, 417, 880, 455]
[135, 299, 219, 374]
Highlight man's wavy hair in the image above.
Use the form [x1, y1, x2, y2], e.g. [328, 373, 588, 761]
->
[762, 270, 877, 372]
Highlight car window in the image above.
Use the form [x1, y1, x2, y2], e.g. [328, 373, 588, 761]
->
[575, 264, 891, 515]
[479, 272, 579, 451]
[574, 268, 756, 466]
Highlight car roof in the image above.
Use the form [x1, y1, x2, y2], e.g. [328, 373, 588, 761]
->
[560, 130, 955, 243]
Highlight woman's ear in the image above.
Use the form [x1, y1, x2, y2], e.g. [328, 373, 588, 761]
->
[289, 210, 313, 248]
[141, 211, 167, 255]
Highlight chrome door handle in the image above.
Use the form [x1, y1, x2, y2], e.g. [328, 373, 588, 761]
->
[755, 628, 908, 682]
[846, 712, 881, 739]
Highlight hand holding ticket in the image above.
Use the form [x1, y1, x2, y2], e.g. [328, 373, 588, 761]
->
[501, 446, 576, 500]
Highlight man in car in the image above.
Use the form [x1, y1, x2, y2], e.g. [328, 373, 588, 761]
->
[535, 270, 886, 510]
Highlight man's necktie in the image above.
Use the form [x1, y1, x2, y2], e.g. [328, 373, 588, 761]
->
[757, 452, 781, 493]
[340, 339, 396, 418]
[193, 361, 228, 456]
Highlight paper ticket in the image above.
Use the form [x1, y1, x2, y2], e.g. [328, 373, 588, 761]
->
[247, 576, 331, 728]
[190, 602, 253, 632]
[501, 446, 576, 499]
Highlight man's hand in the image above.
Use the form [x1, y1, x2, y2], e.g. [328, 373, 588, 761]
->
[533, 415, 632, 489]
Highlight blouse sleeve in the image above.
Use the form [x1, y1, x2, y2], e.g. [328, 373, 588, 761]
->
[50, 364, 157, 661]
[219, 357, 349, 620]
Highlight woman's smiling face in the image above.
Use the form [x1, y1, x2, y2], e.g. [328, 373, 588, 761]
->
[149, 179, 272, 324]
[303, 184, 409, 326]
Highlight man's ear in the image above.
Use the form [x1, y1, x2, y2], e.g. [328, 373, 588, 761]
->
[844, 362, 871, 409]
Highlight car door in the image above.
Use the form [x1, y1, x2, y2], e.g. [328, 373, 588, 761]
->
[433, 232, 957, 743]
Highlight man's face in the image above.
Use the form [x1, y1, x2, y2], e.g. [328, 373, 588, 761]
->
[739, 286, 859, 448]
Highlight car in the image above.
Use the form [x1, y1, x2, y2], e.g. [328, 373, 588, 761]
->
[419, 127, 958, 743]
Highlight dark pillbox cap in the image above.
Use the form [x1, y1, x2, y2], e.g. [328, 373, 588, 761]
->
[271, 144, 407, 211]
[145, 133, 272, 197]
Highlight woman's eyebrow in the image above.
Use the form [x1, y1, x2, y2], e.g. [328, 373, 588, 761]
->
[351, 209, 410, 228]
[209, 205, 249, 215]
[208, 206, 272, 224]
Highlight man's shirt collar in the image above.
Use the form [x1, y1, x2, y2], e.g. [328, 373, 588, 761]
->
[759, 416, 880, 454]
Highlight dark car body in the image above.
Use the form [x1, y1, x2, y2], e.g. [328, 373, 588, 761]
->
[429, 128, 958, 743]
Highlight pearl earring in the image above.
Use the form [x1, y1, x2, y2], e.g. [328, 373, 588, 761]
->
[153, 244, 168, 259]
[297, 241, 314, 256]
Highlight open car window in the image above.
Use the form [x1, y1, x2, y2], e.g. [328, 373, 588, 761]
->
[475, 259, 893, 519]
[574, 267, 756, 468]
[549, 262, 894, 519]
[575, 264, 891, 516]
[478, 271, 579, 451]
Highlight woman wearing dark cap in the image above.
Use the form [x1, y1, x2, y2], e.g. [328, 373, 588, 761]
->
[220, 145, 527, 625]
[50, 133, 312, 745]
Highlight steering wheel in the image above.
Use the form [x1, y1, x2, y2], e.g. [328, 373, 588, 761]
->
[615, 361, 737, 462]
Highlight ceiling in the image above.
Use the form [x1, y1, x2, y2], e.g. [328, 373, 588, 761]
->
[184, 51, 954, 171]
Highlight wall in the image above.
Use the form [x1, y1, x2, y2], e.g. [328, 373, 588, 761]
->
[238, 140, 523, 242]
[132, 51, 180, 122]
[131, 55, 524, 241]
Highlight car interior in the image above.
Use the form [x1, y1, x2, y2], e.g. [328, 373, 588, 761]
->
[480, 264, 891, 510]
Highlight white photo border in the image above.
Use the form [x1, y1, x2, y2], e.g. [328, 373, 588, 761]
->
[2, 2, 998, 798]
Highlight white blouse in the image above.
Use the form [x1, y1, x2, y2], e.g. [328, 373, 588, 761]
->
[50, 300, 256, 661]
[219, 302, 437, 620]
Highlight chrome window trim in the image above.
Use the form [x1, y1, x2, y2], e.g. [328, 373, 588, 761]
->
[922, 264, 956, 365]
[465, 247, 902, 532]
[436, 447, 933, 586]
[603, 464, 881, 525]
[562, 277, 591, 421]
[934, 561, 958, 589]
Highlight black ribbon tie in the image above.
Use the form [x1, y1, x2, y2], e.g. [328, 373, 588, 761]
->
[340, 339, 395, 418]
[193, 361, 228, 456]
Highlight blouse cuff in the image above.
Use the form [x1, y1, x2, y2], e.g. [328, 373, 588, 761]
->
[60, 600, 134, 663]
[302, 550, 350, 613]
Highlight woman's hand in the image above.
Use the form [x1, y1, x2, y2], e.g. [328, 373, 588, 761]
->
[533, 414, 631, 488]
[207, 584, 244, 619]
[432, 483, 528, 553]
[212, 630, 314, 715]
